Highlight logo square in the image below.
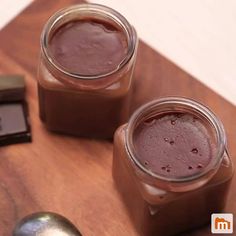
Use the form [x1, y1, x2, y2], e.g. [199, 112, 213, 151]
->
[211, 213, 233, 234]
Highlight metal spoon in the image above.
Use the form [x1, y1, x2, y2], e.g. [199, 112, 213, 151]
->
[13, 212, 82, 236]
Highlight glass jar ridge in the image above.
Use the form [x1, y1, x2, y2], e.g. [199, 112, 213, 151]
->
[125, 97, 227, 192]
[40, 3, 138, 90]
[38, 3, 138, 138]
[112, 97, 233, 235]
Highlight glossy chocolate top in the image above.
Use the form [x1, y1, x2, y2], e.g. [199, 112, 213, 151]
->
[49, 19, 128, 76]
[133, 112, 215, 178]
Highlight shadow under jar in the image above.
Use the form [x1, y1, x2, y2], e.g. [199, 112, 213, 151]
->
[38, 3, 138, 139]
[113, 97, 234, 236]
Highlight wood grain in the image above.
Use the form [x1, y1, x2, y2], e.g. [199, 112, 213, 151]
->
[0, 0, 235, 235]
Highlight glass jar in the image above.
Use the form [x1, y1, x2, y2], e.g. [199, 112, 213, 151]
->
[113, 97, 234, 236]
[38, 4, 138, 138]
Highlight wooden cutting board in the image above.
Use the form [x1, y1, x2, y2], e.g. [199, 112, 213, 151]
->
[0, 0, 235, 235]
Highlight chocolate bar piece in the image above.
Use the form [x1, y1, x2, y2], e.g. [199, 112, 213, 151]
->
[0, 75, 25, 102]
[0, 103, 31, 146]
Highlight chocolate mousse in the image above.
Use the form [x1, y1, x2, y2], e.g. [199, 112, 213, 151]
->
[38, 4, 137, 139]
[133, 113, 215, 178]
[49, 19, 128, 75]
[112, 98, 234, 235]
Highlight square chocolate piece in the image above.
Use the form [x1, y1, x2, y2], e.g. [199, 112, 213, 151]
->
[0, 75, 25, 102]
[0, 103, 31, 146]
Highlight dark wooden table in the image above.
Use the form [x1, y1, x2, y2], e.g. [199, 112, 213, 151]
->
[0, 0, 235, 235]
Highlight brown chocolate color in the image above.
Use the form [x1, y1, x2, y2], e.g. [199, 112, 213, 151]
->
[38, 86, 131, 138]
[49, 19, 128, 75]
[0, 75, 25, 102]
[0, 103, 31, 146]
[39, 17, 134, 139]
[133, 113, 214, 178]
[113, 125, 233, 236]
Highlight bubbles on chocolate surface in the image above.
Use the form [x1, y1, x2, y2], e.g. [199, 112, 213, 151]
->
[133, 112, 214, 178]
[197, 164, 203, 168]
[169, 140, 175, 145]
[164, 137, 169, 142]
[191, 148, 198, 154]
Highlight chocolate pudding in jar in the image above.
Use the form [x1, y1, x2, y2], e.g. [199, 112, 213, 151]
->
[38, 4, 138, 138]
[113, 97, 234, 236]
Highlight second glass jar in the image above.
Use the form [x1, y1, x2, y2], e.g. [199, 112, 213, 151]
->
[38, 3, 138, 138]
[113, 97, 234, 235]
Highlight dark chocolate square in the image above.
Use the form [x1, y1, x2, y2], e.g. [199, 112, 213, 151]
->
[0, 103, 31, 146]
[0, 75, 25, 102]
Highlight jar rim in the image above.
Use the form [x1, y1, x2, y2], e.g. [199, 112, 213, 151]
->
[40, 3, 137, 81]
[125, 97, 226, 187]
